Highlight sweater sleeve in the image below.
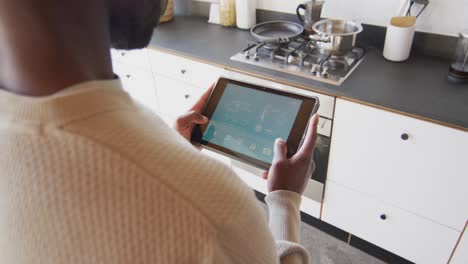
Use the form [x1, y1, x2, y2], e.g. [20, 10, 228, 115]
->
[265, 191, 309, 264]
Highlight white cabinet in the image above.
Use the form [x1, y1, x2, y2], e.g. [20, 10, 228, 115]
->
[153, 74, 205, 118]
[450, 223, 468, 263]
[148, 49, 223, 89]
[111, 48, 151, 70]
[327, 99, 468, 232]
[111, 49, 158, 112]
[322, 181, 461, 264]
[121, 68, 158, 113]
[147, 48, 223, 123]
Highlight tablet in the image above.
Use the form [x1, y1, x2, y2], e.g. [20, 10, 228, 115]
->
[192, 77, 319, 169]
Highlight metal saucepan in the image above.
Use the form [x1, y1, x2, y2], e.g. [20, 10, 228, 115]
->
[310, 19, 363, 56]
[251, 21, 304, 45]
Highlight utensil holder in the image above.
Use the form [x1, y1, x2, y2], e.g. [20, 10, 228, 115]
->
[383, 16, 416, 62]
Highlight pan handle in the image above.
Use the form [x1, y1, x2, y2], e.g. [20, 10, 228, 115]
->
[309, 34, 330, 43]
[279, 37, 290, 44]
[296, 4, 306, 23]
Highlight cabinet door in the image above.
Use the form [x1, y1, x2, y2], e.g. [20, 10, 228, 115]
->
[154, 74, 205, 118]
[322, 181, 460, 264]
[328, 99, 468, 231]
[148, 50, 223, 89]
[119, 65, 158, 113]
[111, 48, 151, 70]
[450, 222, 468, 263]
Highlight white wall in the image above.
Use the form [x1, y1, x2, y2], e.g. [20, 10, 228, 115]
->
[257, 0, 468, 36]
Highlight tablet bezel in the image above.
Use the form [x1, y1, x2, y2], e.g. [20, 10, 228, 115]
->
[196, 77, 319, 169]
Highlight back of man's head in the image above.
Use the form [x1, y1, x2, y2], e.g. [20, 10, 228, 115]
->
[108, 0, 165, 49]
[0, 0, 165, 95]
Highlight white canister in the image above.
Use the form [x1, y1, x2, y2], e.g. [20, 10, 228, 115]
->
[383, 16, 416, 62]
[236, 0, 256, 29]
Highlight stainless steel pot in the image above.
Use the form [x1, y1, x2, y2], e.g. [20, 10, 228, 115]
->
[310, 19, 363, 56]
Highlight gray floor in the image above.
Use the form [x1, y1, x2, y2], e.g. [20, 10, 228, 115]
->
[258, 202, 387, 264]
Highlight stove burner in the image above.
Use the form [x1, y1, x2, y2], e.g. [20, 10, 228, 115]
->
[263, 43, 280, 50]
[232, 37, 366, 85]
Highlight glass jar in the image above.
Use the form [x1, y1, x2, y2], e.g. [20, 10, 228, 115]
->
[219, 0, 236, 27]
[448, 31, 468, 82]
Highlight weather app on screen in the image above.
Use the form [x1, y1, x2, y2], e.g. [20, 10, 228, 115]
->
[202, 84, 302, 164]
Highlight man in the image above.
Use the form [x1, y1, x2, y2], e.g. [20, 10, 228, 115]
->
[0, 0, 318, 263]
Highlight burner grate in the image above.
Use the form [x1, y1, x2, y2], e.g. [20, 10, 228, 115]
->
[231, 37, 366, 86]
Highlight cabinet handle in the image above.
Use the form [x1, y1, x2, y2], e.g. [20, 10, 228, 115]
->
[184, 94, 190, 99]
[401, 133, 409, 140]
[380, 214, 387, 220]
[121, 52, 126, 56]
[126, 74, 131, 79]
[181, 69, 187, 74]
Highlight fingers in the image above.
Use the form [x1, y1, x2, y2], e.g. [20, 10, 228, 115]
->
[176, 111, 209, 129]
[295, 114, 319, 160]
[261, 171, 268, 180]
[190, 83, 215, 113]
[272, 138, 288, 164]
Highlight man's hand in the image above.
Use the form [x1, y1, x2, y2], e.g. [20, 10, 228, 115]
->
[262, 114, 319, 195]
[174, 85, 213, 143]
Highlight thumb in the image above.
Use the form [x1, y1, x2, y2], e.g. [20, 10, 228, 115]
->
[272, 138, 287, 163]
[190, 112, 209, 125]
[175, 111, 208, 129]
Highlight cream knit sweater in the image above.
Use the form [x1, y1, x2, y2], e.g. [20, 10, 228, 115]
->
[0, 80, 309, 264]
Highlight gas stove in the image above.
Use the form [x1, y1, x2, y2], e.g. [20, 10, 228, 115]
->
[230, 37, 366, 86]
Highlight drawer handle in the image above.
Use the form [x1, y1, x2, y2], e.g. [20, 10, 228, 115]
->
[380, 214, 387, 220]
[401, 133, 409, 140]
[126, 74, 131, 79]
[184, 94, 190, 99]
[121, 52, 126, 56]
[181, 69, 187, 74]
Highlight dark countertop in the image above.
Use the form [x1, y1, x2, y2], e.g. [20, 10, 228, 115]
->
[150, 16, 468, 131]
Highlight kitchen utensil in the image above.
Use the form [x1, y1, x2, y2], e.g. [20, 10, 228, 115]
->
[448, 31, 468, 83]
[383, 16, 416, 62]
[406, 0, 415, 15]
[296, 0, 325, 34]
[310, 19, 363, 56]
[208, 2, 221, 24]
[236, 0, 256, 29]
[219, 0, 236, 27]
[160, 0, 174, 23]
[407, 0, 429, 17]
[397, 0, 411, 16]
[251, 21, 304, 45]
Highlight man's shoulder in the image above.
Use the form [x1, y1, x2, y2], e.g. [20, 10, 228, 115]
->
[62, 107, 256, 227]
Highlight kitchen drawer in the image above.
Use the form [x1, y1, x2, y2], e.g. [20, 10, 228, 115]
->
[322, 181, 460, 264]
[118, 65, 158, 113]
[450, 222, 468, 263]
[231, 160, 322, 218]
[328, 99, 468, 231]
[111, 48, 151, 70]
[154, 74, 206, 118]
[222, 70, 336, 120]
[148, 50, 223, 89]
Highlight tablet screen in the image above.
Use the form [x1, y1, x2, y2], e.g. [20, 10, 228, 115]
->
[202, 83, 303, 164]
